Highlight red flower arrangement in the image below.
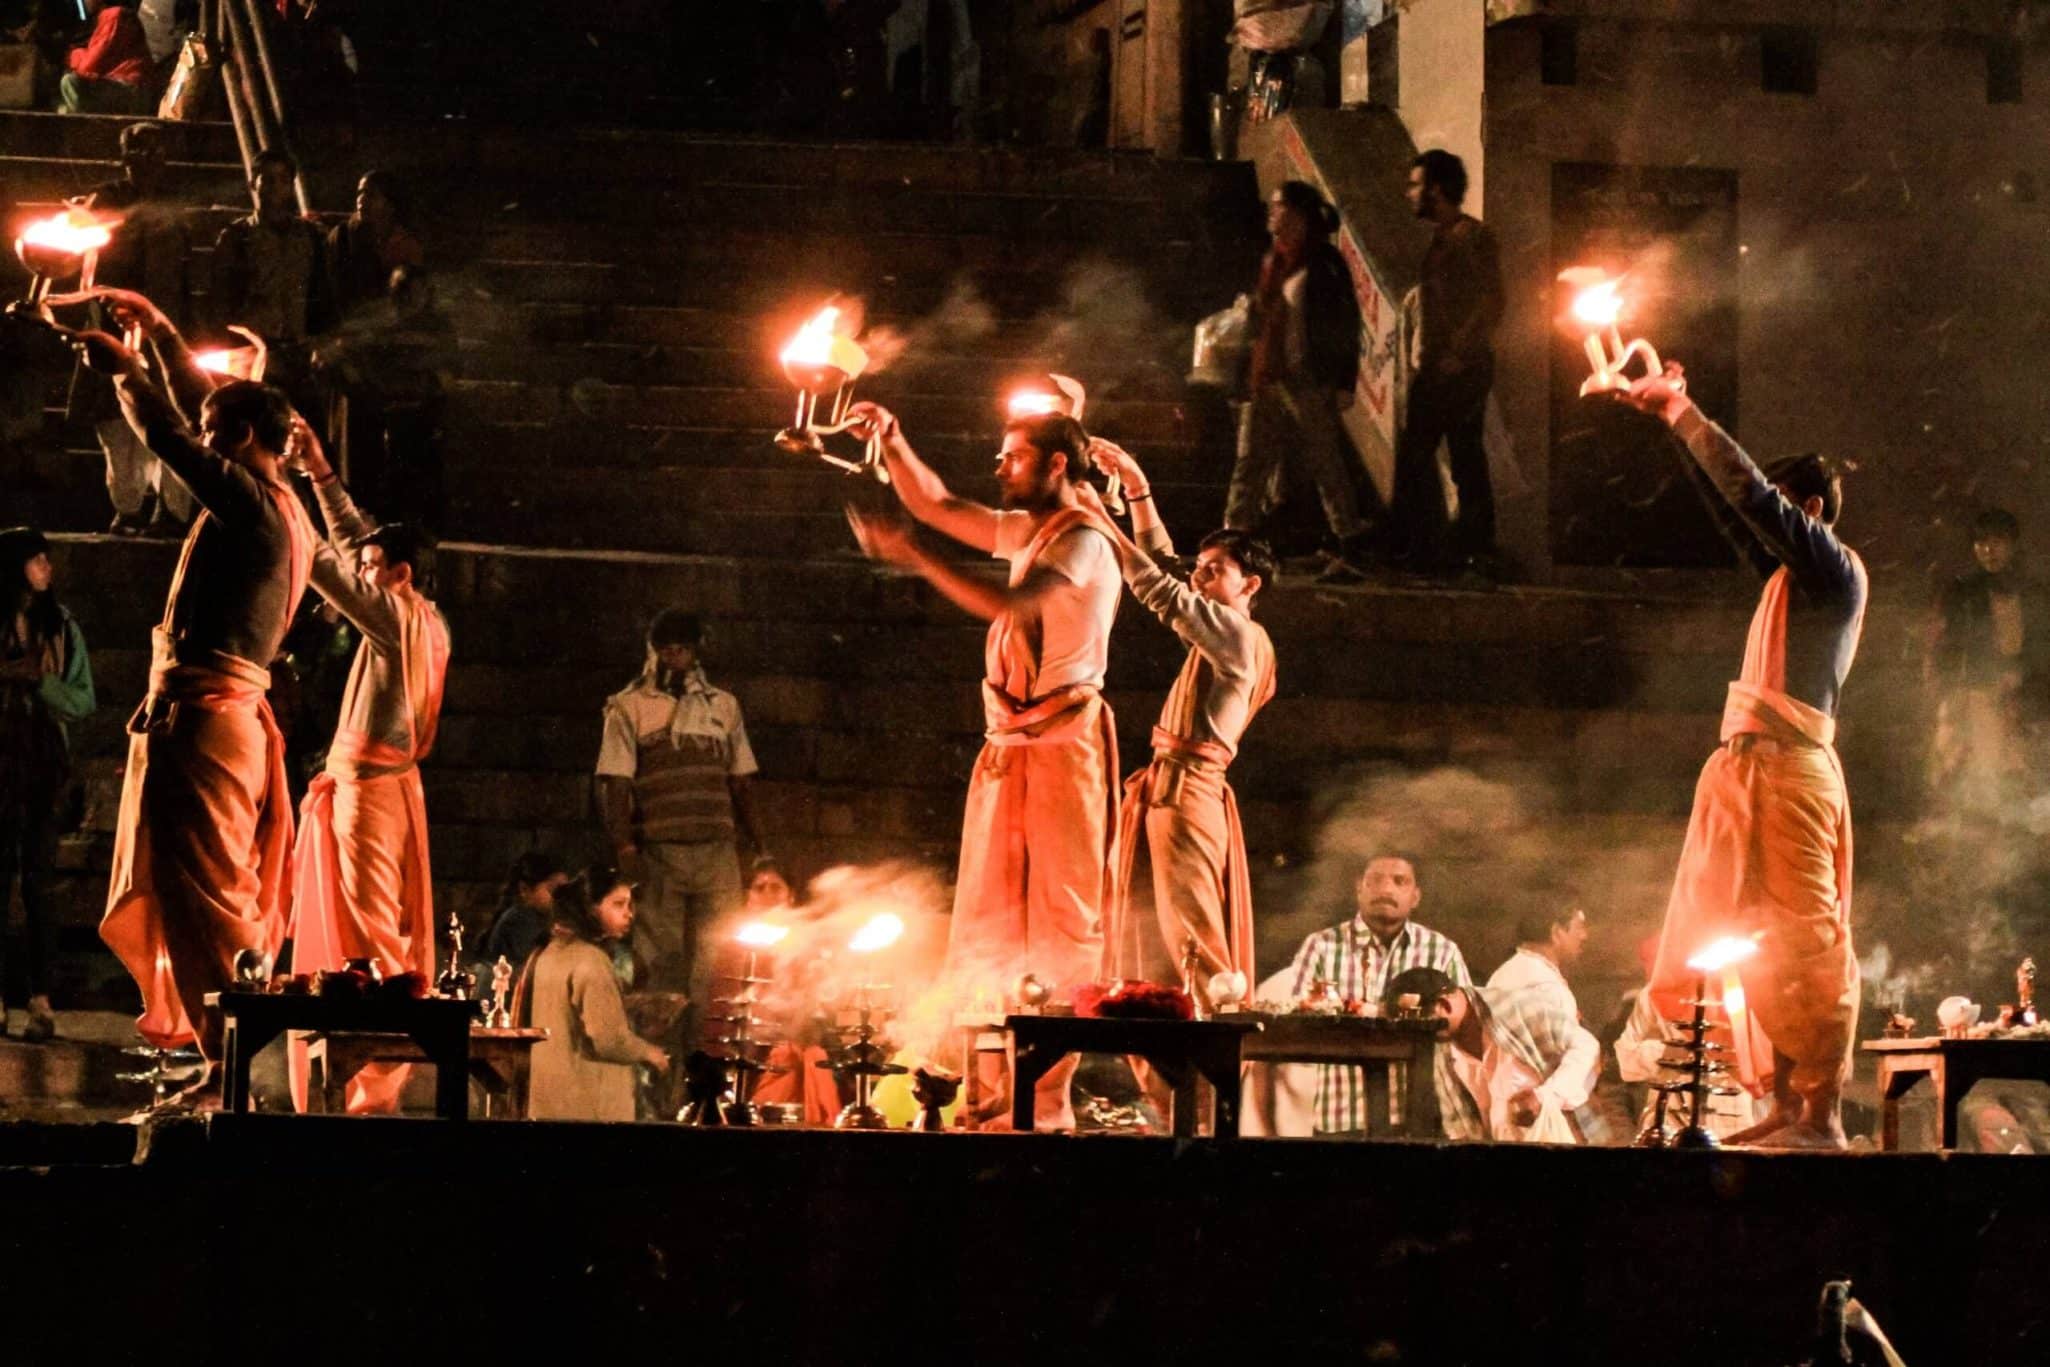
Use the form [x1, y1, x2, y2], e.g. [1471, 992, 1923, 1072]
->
[1074, 980, 1194, 1021]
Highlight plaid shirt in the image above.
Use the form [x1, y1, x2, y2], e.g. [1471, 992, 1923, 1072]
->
[1286, 917, 1471, 1134]
[1435, 974, 1600, 1142]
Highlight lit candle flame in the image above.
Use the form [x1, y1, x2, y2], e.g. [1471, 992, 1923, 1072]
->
[781, 306, 842, 367]
[18, 208, 114, 258]
[1569, 279, 1623, 328]
[1007, 389, 1062, 419]
[1686, 935, 1760, 974]
[734, 921, 791, 948]
[847, 912, 905, 953]
[194, 350, 236, 374]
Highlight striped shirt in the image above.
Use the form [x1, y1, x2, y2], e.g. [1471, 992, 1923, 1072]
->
[1286, 917, 1471, 1134]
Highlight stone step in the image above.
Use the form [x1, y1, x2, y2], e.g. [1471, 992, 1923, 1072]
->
[0, 156, 250, 213]
[446, 379, 1195, 444]
[440, 472, 1225, 558]
[514, 302, 1174, 360]
[447, 338, 1188, 397]
[467, 245, 1221, 318]
[441, 420, 1216, 477]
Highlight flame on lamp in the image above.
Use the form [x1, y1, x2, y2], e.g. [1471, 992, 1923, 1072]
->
[734, 921, 791, 948]
[1568, 278, 1623, 328]
[780, 305, 868, 386]
[1686, 935, 1760, 974]
[847, 912, 906, 954]
[19, 209, 114, 258]
[1007, 389, 1061, 419]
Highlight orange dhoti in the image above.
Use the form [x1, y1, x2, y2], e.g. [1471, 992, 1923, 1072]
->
[99, 641, 294, 1060]
[1109, 730, 1255, 996]
[948, 684, 1118, 1130]
[1648, 681, 1858, 1106]
[286, 738, 436, 1112]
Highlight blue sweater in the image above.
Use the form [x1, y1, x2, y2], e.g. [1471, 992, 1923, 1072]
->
[1673, 407, 1867, 717]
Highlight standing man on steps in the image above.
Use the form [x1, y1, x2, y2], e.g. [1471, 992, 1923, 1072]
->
[844, 403, 1122, 1131]
[1387, 150, 1503, 577]
[595, 608, 765, 1047]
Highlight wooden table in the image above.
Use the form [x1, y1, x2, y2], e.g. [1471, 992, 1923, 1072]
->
[1863, 1036, 2050, 1150]
[309, 1027, 548, 1118]
[1005, 1013, 1260, 1136]
[207, 991, 477, 1120]
[1240, 1013, 1446, 1138]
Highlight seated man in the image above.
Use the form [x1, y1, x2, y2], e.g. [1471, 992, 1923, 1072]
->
[1423, 965, 1600, 1144]
[58, 0, 152, 115]
[1282, 852, 1471, 1135]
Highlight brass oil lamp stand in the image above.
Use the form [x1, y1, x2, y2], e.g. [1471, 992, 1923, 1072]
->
[1645, 994, 1741, 1149]
[822, 983, 905, 1130]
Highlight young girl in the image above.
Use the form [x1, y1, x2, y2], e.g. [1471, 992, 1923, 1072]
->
[520, 867, 670, 1121]
[0, 528, 95, 1042]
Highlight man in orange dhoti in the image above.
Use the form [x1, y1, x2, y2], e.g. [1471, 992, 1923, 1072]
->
[845, 403, 1121, 1130]
[1088, 438, 1276, 1001]
[1626, 364, 1869, 1149]
[73, 307, 315, 1090]
[284, 428, 451, 1112]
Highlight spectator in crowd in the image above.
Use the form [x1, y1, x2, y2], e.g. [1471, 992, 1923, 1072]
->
[743, 855, 794, 914]
[0, 526, 96, 1043]
[1223, 179, 1372, 581]
[478, 848, 569, 977]
[1427, 965, 1599, 1144]
[57, 0, 151, 114]
[1283, 852, 1472, 1134]
[209, 146, 335, 415]
[315, 264, 452, 529]
[1482, 905, 1605, 1142]
[1387, 149, 1504, 578]
[72, 121, 195, 536]
[520, 867, 672, 1122]
[1928, 508, 2047, 815]
[327, 172, 424, 320]
[594, 608, 765, 1027]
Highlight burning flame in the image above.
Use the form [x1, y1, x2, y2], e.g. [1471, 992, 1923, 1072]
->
[1569, 279, 1623, 328]
[1686, 935, 1761, 974]
[781, 306, 843, 367]
[18, 208, 114, 258]
[1007, 389, 1061, 419]
[847, 912, 906, 954]
[734, 921, 791, 948]
[194, 350, 236, 375]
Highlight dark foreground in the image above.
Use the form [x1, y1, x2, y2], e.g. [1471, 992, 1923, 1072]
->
[2, 1117, 2043, 1364]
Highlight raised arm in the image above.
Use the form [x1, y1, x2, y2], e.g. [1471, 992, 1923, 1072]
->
[1088, 436, 1173, 558]
[847, 401, 1001, 553]
[846, 506, 1094, 625]
[1622, 364, 1856, 595]
[71, 329, 264, 527]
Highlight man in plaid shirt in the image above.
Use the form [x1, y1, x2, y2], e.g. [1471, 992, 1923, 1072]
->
[1285, 853, 1471, 1134]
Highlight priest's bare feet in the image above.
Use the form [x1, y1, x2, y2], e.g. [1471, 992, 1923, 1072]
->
[1726, 1106, 1798, 1145]
[1752, 1121, 1849, 1151]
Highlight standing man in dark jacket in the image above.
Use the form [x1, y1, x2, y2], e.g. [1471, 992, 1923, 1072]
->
[1387, 150, 1504, 576]
[1223, 180, 1372, 580]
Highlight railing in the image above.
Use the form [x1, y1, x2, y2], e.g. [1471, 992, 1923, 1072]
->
[199, 0, 310, 215]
